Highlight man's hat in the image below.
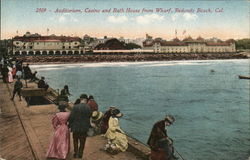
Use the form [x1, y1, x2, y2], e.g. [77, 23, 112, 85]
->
[165, 115, 175, 125]
[80, 94, 88, 99]
[92, 111, 103, 121]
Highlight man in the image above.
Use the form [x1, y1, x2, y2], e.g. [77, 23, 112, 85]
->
[37, 77, 49, 90]
[30, 71, 38, 82]
[23, 63, 32, 87]
[68, 94, 92, 158]
[147, 115, 178, 160]
[11, 78, 23, 101]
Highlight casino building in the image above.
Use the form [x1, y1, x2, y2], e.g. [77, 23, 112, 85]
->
[12, 32, 84, 56]
[143, 36, 236, 53]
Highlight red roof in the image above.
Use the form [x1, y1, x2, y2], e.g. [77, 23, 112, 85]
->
[13, 36, 81, 42]
[206, 42, 230, 46]
[183, 36, 194, 41]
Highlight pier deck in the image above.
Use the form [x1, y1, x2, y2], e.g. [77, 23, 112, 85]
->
[0, 79, 150, 160]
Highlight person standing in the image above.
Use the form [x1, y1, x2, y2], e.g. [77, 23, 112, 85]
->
[23, 63, 31, 87]
[11, 78, 23, 101]
[68, 94, 92, 158]
[7, 67, 13, 83]
[147, 115, 177, 160]
[87, 95, 98, 111]
[46, 103, 70, 160]
[1, 65, 9, 83]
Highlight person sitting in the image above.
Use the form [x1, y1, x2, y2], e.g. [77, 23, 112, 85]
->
[61, 85, 71, 96]
[74, 98, 81, 105]
[91, 111, 104, 135]
[100, 106, 117, 134]
[30, 71, 38, 82]
[147, 115, 178, 160]
[37, 76, 49, 90]
[104, 108, 128, 154]
[87, 95, 98, 111]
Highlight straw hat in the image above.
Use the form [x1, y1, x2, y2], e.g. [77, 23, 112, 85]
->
[92, 111, 103, 121]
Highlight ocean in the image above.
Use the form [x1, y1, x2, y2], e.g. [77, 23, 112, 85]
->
[31, 59, 250, 160]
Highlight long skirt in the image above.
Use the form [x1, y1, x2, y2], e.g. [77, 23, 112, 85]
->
[46, 125, 70, 159]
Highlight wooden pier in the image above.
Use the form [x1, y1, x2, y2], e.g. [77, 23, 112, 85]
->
[0, 79, 150, 160]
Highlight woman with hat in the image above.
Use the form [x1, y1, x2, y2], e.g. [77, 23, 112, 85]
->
[147, 114, 177, 160]
[90, 111, 104, 135]
[46, 103, 70, 160]
[100, 106, 117, 134]
[104, 108, 128, 154]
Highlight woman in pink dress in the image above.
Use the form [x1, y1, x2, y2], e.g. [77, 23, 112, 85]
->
[46, 103, 70, 160]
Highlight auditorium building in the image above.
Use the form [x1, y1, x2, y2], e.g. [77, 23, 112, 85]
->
[12, 32, 83, 56]
[143, 36, 236, 53]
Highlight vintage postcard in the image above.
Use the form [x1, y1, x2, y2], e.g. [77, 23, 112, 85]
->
[0, 0, 249, 160]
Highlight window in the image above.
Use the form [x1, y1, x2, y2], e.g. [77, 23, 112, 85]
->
[62, 46, 65, 49]
[37, 42, 39, 45]
[16, 42, 19, 45]
[23, 46, 26, 49]
[69, 46, 71, 49]
[29, 46, 32, 49]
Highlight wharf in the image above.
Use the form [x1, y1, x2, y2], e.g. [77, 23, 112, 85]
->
[0, 79, 150, 160]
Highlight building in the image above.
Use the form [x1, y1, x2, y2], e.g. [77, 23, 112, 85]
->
[12, 32, 83, 56]
[94, 38, 127, 50]
[143, 36, 236, 53]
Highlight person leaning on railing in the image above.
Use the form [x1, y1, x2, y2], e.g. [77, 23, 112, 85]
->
[147, 115, 178, 160]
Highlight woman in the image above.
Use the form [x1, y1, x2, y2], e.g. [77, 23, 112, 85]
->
[7, 67, 13, 83]
[100, 106, 116, 134]
[91, 111, 104, 135]
[104, 108, 128, 154]
[46, 103, 70, 160]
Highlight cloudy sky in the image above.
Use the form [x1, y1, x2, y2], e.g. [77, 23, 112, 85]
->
[1, 0, 249, 40]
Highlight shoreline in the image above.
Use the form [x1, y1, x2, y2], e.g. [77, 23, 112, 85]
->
[15, 53, 249, 65]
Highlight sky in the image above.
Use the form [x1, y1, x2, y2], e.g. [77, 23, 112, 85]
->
[1, 0, 249, 40]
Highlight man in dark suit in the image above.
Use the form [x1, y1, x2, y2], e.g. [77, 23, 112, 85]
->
[68, 94, 92, 158]
[147, 115, 178, 160]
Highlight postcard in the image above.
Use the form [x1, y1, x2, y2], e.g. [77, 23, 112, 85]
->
[0, 0, 249, 160]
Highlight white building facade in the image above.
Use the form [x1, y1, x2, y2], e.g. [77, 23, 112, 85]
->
[12, 35, 83, 56]
[143, 37, 236, 53]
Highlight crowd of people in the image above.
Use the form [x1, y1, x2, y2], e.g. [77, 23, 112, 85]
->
[1, 56, 178, 160]
[46, 91, 129, 159]
[47, 86, 178, 160]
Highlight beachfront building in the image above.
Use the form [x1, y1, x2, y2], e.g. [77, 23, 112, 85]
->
[143, 36, 236, 53]
[12, 32, 83, 56]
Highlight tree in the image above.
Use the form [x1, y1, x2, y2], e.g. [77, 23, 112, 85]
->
[235, 39, 250, 50]
[125, 43, 142, 49]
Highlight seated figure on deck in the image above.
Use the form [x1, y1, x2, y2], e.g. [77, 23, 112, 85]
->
[37, 76, 49, 91]
[104, 108, 128, 154]
[100, 106, 117, 134]
[90, 111, 104, 135]
[147, 115, 178, 160]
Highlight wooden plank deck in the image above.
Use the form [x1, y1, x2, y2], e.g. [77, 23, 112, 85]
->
[0, 81, 35, 160]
